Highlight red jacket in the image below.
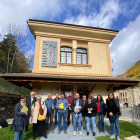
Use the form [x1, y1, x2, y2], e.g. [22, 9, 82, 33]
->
[66, 96, 74, 105]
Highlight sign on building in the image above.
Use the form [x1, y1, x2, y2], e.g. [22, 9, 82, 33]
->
[42, 40, 57, 67]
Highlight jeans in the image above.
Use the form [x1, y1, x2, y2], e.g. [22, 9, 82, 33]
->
[73, 112, 82, 131]
[97, 113, 104, 129]
[55, 109, 58, 123]
[46, 113, 54, 130]
[58, 112, 67, 131]
[86, 116, 96, 133]
[14, 130, 23, 140]
[109, 116, 120, 136]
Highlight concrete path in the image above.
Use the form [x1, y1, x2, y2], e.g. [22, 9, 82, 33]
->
[40, 120, 111, 140]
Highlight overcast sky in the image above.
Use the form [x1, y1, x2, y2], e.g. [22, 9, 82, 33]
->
[0, 0, 140, 77]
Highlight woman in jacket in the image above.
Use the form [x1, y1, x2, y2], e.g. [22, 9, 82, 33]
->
[11, 95, 30, 140]
[96, 95, 106, 133]
[106, 93, 121, 140]
[31, 96, 47, 140]
[84, 95, 97, 136]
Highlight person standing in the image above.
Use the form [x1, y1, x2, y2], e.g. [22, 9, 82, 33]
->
[84, 95, 97, 136]
[31, 96, 47, 140]
[106, 93, 121, 140]
[25, 91, 36, 132]
[90, 92, 96, 103]
[66, 92, 74, 125]
[82, 95, 87, 130]
[71, 93, 84, 136]
[56, 94, 69, 134]
[11, 95, 30, 140]
[54, 94, 60, 125]
[96, 95, 106, 133]
[45, 93, 55, 133]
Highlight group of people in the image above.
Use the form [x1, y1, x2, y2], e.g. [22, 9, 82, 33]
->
[11, 91, 121, 140]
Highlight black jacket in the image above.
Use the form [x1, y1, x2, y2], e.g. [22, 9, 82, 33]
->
[92, 97, 96, 103]
[54, 97, 60, 104]
[84, 102, 97, 117]
[26, 97, 36, 108]
[106, 99, 121, 118]
[82, 99, 87, 116]
[11, 102, 30, 132]
[71, 98, 84, 113]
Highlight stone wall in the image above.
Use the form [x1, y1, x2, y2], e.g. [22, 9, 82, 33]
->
[0, 92, 27, 119]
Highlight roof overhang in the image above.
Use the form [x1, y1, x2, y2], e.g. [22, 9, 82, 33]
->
[0, 73, 139, 91]
[27, 19, 119, 43]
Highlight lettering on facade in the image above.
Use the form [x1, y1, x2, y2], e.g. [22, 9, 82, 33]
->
[42, 40, 57, 67]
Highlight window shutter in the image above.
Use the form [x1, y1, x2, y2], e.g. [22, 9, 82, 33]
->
[42, 40, 57, 67]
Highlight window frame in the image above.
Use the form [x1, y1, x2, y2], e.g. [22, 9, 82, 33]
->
[60, 46, 72, 64]
[76, 48, 88, 64]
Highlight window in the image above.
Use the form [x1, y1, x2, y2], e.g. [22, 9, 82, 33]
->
[77, 48, 87, 64]
[61, 47, 72, 63]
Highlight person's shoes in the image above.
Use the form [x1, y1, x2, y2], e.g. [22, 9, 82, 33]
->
[51, 130, 54, 133]
[99, 129, 102, 133]
[79, 131, 83, 136]
[54, 122, 57, 125]
[64, 131, 67, 134]
[73, 131, 76, 136]
[102, 129, 105, 133]
[117, 136, 121, 140]
[110, 134, 115, 139]
[83, 127, 86, 130]
[57, 131, 61, 134]
[44, 135, 47, 139]
[67, 123, 70, 126]
[87, 132, 89, 136]
[93, 132, 96, 136]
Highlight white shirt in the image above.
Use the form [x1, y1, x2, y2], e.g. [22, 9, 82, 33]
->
[31, 97, 34, 105]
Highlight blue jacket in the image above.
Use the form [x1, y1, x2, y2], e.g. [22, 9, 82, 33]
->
[97, 100, 106, 116]
[45, 98, 55, 114]
[56, 99, 69, 113]
[11, 102, 30, 132]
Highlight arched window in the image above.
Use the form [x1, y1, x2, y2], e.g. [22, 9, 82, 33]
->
[61, 46, 72, 63]
[77, 48, 87, 64]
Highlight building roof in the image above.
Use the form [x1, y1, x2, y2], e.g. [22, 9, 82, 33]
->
[0, 73, 140, 82]
[27, 19, 119, 33]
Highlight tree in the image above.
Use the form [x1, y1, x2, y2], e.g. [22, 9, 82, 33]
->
[0, 24, 34, 73]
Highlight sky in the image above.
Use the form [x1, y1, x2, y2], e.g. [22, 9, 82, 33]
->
[0, 0, 140, 77]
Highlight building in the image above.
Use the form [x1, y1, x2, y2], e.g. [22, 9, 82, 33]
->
[115, 87, 140, 107]
[0, 19, 140, 101]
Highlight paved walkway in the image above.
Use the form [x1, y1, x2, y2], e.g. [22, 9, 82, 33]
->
[40, 120, 111, 140]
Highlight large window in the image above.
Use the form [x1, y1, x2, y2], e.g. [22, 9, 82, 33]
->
[77, 48, 87, 64]
[61, 47, 72, 63]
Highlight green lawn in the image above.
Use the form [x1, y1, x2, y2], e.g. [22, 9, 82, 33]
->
[96, 120, 140, 140]
[0, 124, 40, 140]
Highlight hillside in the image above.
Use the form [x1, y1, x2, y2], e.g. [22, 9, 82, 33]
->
[120, 60, 140, 79]
[0, 77, 31, 96]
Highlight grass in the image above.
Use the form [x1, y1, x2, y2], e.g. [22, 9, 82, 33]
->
[0, 124, 40, 140]
[96, 120, 140, 140]
[1, 121, 140, 140]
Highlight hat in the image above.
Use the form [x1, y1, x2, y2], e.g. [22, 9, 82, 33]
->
[36, 96, 42, 99]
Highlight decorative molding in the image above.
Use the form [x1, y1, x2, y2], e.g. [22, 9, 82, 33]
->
[58, 63, 92, 68]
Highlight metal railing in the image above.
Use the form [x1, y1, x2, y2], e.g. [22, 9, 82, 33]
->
[132, 107, 140, 125]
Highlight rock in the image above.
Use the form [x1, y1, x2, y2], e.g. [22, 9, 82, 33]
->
[124, 135, 140, 140]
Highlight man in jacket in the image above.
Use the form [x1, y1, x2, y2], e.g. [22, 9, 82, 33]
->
[66, 92, 74, 125]
[25, 91, 36, 132]
[54, 94, 60, 125]
[90, 93, 96, 103]
[45, 93, 55, 133]
[56, 94, 69, 134]
[71, 93, 84, 136]
[82, 95, 87, 130]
